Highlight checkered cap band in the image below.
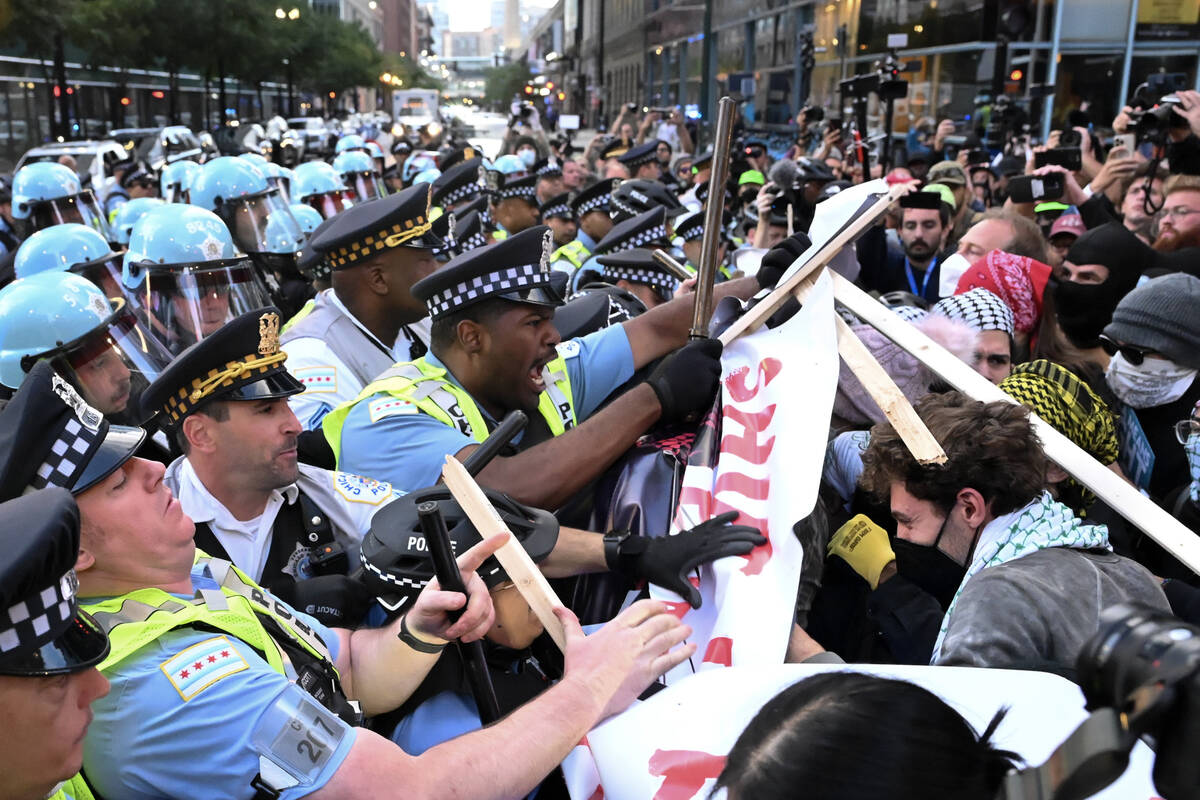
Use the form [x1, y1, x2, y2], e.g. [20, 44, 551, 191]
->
[0, 569, 77, 654]
[537, 163, 563, 178]
[611, 197, 638, 218]
[602, 265, 680, 295]
[29, 417, 100, 492]
[498, 184, 537, 201]
[541, 202, 572, 219]
[606, 224, 668, 255]
[328, 215, 432, 269]
[576, 196, 610, 215]
[426, 262, 544, 317]
[934, 288, 1015, 336]
[439, 182, 480, 207]
[459, 230, 489, 254]
[161, 352, 283, 426]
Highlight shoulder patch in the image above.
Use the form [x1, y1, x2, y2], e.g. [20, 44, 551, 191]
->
[556, 339, 582, 360]
[161, 635, 248, 701]
[333, 472, 395, 505]
[293, 365, 338, 395]
[368, 396, 420, 423]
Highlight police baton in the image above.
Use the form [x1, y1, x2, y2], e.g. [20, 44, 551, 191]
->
[650, 249, 693, 283]
[690, 95, 737, 340]
[418, 500, 503, 725]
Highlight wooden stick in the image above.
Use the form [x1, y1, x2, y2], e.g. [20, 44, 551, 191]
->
[790, 275, 947, 465]
[441, 456, 569, 651]
[718, 183, 907, 346]
[786, 203, 794, 237]
[827, 270, 1200, 576]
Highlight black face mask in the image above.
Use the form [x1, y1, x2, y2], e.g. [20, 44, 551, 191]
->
[892, 513, 967, 610]
[1051, 276, 1125, 350]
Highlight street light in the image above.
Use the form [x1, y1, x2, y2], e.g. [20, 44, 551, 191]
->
[276, 8, 301, 116]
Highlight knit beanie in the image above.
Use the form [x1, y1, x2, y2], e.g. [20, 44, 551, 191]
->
[1103, 272, 1200, 369]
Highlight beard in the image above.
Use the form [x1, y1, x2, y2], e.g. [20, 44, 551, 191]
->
[902, 238, 936, 261]
[1152, 224, 1200, 253]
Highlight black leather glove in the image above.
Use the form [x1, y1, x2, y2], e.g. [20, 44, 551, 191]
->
[646, 338, 723, 424]
[291, 574, 375, 629]
[756, 231, 813, 290]
[605, 511, 766, 608]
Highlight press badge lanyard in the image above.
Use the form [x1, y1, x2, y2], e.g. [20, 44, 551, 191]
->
[905, 256, 937, 299]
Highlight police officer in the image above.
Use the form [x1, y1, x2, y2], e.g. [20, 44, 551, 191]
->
[431, 208, 489, 261]
[292, 160, 356, 220]
[13, 221, 132, 299]
[280, 184, 439, 430]
[323, 225, 758, 508]
[532, 158, 564, 204]
[574, 205, 672, 291]
[430, 157, 483, 216]
[159, 159, 201, 204]
[538, 192, 577, 248]
[0, 364, 694, 800]
[138, 307, 387, 626]
[11, 162, 112, 241]
[122, 204, 276, 354]
[673, 210, 733, 280]
[549, 178, 615, 278]
[592, 248, 681, 310]
[618, 141, 664, 181]
[484, 169, 540, 239]
[333, 150, 387, 203]
[0, 174, 23, 258]
[0, 271, 173, 424]
[0, 488, 111, 800]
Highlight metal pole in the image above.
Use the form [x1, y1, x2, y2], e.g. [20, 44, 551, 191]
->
[690, 95, 736, 340]
[651, 249, 694, 282]
[699, 0, 714, 143]
[1039, 0, 1066, 141]
[1117, 0, 1141, 120]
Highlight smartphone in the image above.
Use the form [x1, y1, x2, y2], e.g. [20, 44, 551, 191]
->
[966, 148, 990, 166]
[1008, 173, 1065, 204]
[1034, 147, 1082, 171]
[1112, 133, 1136, 153]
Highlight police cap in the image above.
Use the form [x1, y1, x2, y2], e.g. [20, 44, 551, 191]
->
[0, 488, 109, 676]
[431, 158, 483, 209]
[596, 248, 680, 300]
[617, 141, 660, 168]
[593, 206, 669, 257]
[538, 192, 574, 221]
[140, 307, 303, 430]
[310, 184, 441, 272]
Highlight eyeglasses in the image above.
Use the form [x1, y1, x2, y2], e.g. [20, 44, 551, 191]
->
[1163, 206, 1200, 220]
[1098, 334, 1154, 366]
[1175, 419, 1200, 445]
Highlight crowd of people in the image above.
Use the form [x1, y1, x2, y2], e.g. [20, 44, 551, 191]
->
[3, 86, 1200, 799]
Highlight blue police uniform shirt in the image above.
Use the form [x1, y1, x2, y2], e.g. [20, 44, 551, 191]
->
[576, 229, 597, 253]
[571, 253, 604, 292]
[337, 323, 636, 493]
[82, 565, 356, 800]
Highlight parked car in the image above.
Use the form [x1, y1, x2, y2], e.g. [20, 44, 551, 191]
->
[288, 117, 337, 158]
[108, 125, 203, 170]
[15, 139, 128, 193]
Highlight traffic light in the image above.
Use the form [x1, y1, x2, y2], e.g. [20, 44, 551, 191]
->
[120, 97, 131, 106]
[1009, 68, 1023, 81]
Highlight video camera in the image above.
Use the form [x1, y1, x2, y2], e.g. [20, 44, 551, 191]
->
[982, 93, 1033, 153]
[999, 603, 1200, 800]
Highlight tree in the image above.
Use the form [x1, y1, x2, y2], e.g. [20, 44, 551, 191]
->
[484, 59, 532, 111]
[0, 0, 79, 138]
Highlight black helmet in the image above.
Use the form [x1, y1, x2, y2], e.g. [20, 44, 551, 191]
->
[610, 179, 685, 224]
[555, 284, 647, 339]
[359, 486, 559, 612]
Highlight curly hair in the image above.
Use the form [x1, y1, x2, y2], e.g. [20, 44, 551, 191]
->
[860, 391, 1048, 516]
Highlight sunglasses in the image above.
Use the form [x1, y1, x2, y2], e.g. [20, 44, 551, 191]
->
[1098, 334, 1153, 366]
[1175, 419, 1200, 445]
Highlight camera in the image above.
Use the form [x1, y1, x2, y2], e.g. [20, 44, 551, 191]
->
[625, 102, 638, 113]
[801, 105, 825, 123]
[1128, 75, 1191, 143]
[1059, 127, 1082, 147]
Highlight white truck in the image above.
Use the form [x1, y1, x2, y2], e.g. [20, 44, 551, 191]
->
[391, 89, 444, 147]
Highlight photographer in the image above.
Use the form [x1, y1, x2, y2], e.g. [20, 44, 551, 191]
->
[501, 102, 551, 161]
[636, 106, 694, 156]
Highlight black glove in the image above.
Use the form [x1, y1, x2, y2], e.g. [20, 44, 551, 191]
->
[606, 511, 766, 608]
[646, 338, 723, 424]
[291, 574, 375, 629]
[756, 231, 813, 290]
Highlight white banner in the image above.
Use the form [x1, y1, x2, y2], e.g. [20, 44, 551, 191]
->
[586, 665, 1158, 800]
[651, 268, 839, 682]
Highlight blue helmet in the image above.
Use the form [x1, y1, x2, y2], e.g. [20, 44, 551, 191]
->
[239, 152, 270, 166]
[12, 162, 111, 240]
[365, 141, 385, 161]
[333, 150, 386, 201]
[259, 162, 296, 204]
[292, 161, 355, 219]
[189, 157, 303, 257]
[491, 154, 527, 175]
[402, 153, 438, 185]
[289, 203, 323, 235]
[0, 270, 174, 425]
[11, 162, 80, 219]
[122, 205, 273, 354]
[14, 223, 115, 279]
[160, 160, 202, 204]
[335, 134, 367, 154]
[111, 197, 165, 247]
[413, 168, 441, 186]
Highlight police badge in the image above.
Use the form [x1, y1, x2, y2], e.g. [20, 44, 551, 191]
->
[258, 311, 281, 356]
[540, 228, 553, 273]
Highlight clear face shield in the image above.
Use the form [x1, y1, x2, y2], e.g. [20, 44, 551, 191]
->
[345, 171, 386, 202]
[135, 259, 274, 355]
[266, 175, 292, 205]
[29, 190, 112, 240]
[22, 298, 174, 425]
[217, 190, 304, 257]
[162, 180, 190, 204]
[72, 254, 142, 314]
[304, 189, 356, 220]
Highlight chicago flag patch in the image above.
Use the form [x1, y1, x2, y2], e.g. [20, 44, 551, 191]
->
[161, 635, 248, 701]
